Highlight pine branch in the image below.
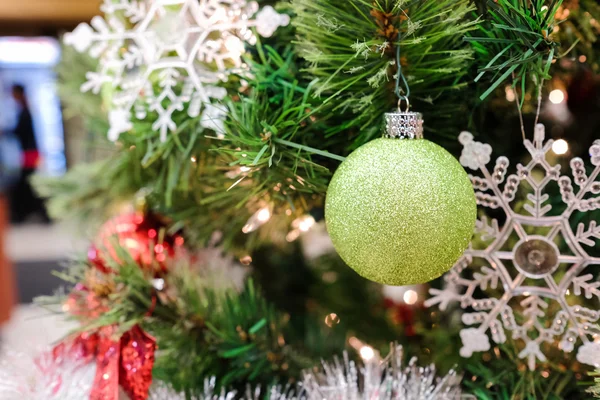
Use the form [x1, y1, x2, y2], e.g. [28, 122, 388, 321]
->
[44, 249, 336, 395]
[464, 344, 581, 399]
[293, 0, 478, 143]
[468, 0, 563, 102]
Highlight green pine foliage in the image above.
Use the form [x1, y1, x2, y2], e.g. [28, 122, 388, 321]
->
[32, 157, 139, 231]
[47, 250, 332, 395]
[57, 45, 109, 143]
[33, 0, 600, 398]
[40, 0, 577, 248]
[468, 0, 562, 103]
[465, 345, 584, 399]
[293, 0, 478, 143]
[589, 370, 600, 398]
[556, 0, 600, 72]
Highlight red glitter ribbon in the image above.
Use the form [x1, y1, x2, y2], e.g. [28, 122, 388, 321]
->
[119, 326, 156, 400]
[55, 284, 157, 400]
[90, 328, 121, 400]
[55, 325, 156, 400]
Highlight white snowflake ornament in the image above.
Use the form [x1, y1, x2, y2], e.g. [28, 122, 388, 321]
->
[425, 125, 600, 370]
[64, 0, 290, 142]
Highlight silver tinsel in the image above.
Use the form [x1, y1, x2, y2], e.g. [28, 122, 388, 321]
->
[148, 378, 297, 400]
[301, 344, 462, 400]
[0, 344, 461, 399]
[92, 344, 463, 400]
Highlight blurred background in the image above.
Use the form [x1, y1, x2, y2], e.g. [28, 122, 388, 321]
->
[0, 0, 101, 350]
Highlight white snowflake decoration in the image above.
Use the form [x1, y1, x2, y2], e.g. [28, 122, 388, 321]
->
[425, 124, 600, 370]
[64, 0, 290, 142]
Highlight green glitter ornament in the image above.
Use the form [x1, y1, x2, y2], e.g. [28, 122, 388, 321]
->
[325, 111, 477, 286]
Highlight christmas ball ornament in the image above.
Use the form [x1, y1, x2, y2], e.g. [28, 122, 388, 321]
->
[95, 211, 185, 273]
[325, 111, 476, 286]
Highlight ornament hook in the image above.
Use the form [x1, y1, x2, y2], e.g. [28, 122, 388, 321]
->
[394, 32, 411, 107]
[397, 96, 410, 113]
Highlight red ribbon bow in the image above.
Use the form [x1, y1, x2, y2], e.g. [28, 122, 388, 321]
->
[54, 286, 157, 400]
[54, 325, 156, 400]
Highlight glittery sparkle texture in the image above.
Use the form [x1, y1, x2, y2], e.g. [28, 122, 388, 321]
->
[64, 0, 290, 142]
[325, 138, 477, 286]
[425, 125, 600, 370]
[384, 112, 424, 139]
[119, 326, 157, 400]
[301, 343, 461, 399]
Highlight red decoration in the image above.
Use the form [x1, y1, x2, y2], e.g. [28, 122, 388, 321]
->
[119, 326, 157, 400]
[90, 327, 121, 400]
[54, 325, 156, 400]
[55, 286, 157, 400]
[55, 212, 172, 399]
[88, 246, 110, 274]
[384, 298, 417, 336]
[92, 211, 185, 273]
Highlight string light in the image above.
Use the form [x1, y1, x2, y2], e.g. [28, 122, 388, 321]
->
[552, 139, 569, 155]
[287, 215, 317, 242]
[152, 278, 165, 291]
[291, 215, 315, 232]
[286, 230, 301, 242]
[403, 289, 419, 305]
[325, 313, 340, 327]
[549, 89, 565, 104]
[239, 255, 252, 265]
[359, 346, 375, 361]
[242, 207, 272, 233]
[505, 86, 516, 102]
[298, 216, 315, 232]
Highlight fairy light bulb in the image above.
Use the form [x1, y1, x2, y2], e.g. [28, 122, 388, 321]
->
[257, 208, 271, 222]
[297, 215, 316, 232]
[325, 313, 340, 327]
[403, 289, 419, 305]
[360, 346, 375, 361]
[240, 255, 252, 265]
[242, 207, 272, 233]
[505, 86, 516, 102]
[549, 89, 565, 104]
[287, 215, 317, 242]
[286, 230, 301, 242]
[552, 139, 569, 155]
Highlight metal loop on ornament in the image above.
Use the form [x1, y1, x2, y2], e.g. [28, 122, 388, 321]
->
[384, 111, 424, 140]
[397, 96, 410, 113]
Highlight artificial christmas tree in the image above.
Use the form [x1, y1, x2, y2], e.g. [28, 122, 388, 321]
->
[15, 0, 600, 398]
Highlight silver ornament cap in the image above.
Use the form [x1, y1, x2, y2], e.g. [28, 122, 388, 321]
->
[384, 111, 424, 139]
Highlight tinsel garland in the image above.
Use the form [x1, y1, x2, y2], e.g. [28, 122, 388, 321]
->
[301, 344, 461, 400]
[0, 343, 459, 400]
